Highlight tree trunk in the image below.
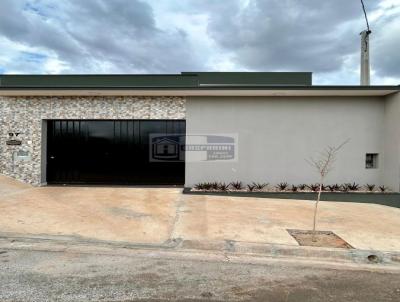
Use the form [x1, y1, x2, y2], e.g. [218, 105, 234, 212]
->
[312, 179, 323, 242]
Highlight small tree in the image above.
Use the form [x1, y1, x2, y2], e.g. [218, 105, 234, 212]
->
[306, 140, 349, 241]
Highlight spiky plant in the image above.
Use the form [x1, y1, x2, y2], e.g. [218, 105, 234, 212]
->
[298, 184, 307, 191]
[341, 184, 350, 192]
[379, 185, 388, 192]
[253, 182, 268, 190]
[291, 185, 298, 192]
[210, 182, 219, 190]
[276, 182, 288, 191]
[230, 181, 244, 190]
[327, 185, 337, 192]
[203, 182, 213, 191]
[194, 183, 205, 190]
[321, 184, 328, 191]
[218, 183, 229, 191]
[247, 184, 256, 192]
[308, 184, 320, 192]
[347, 182, 360, 191]
[365, 184, 375, 192]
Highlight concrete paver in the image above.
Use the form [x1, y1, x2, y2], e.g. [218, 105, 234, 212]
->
[0, 175, 177, 244]
[0, 174, 32, 196]
[174, 194, 400, 251]
[1, 174, 399, 252]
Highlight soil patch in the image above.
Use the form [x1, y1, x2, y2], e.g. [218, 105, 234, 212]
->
[287, 229, 353, 249]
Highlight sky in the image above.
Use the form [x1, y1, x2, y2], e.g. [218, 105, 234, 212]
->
[0, 0, 399, 85]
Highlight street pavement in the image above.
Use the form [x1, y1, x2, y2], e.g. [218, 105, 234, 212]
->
[0, 243, 399, 302]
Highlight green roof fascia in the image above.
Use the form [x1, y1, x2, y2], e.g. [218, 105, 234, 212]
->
[0, 74, 199, 88]
[0, 72, 313, 88]
[182, 72, 312, 86]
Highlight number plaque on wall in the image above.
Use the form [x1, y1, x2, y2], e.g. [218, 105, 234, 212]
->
[6, 139, 22, 146]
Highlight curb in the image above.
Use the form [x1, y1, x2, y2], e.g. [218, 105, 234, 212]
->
[179, 239, 400, 267]
[182, 188, 400, 209]
[0, 233, 399, 270]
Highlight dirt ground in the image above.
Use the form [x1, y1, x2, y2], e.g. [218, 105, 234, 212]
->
[287, 229, 354, 249]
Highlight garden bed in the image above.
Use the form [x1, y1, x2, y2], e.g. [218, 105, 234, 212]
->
[182, 188, 400, 209]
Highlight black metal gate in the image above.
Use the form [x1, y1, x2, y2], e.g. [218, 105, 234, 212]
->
[46, 120, 185, 185]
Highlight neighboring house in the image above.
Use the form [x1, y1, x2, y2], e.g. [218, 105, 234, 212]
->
[0, 72, 399, 190]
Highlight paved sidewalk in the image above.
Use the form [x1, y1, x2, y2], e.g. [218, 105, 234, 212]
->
[1, 174, 400, 252]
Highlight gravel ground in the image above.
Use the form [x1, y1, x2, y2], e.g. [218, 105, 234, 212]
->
[0, 247, 400, 301]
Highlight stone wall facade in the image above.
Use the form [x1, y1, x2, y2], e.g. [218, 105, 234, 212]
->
[0, 96, 186, 185]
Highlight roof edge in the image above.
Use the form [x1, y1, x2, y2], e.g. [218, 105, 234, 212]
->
[0, 85, 399, 90]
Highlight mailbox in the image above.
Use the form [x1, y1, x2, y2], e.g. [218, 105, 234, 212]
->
[14, 150, 31, 161]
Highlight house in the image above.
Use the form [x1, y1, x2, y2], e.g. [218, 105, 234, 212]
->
[0, 72, 399, 190]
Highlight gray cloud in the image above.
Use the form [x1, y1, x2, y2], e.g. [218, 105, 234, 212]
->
[196, 0, 381, 74]
[0, 0, 201, 73]
[0, 0, 398, 84]
[372, 7, 400, 78]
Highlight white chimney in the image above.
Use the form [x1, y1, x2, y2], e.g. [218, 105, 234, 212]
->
[360, 30, 371, 86]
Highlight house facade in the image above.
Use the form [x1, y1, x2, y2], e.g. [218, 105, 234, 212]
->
[0, 72, 399, 190]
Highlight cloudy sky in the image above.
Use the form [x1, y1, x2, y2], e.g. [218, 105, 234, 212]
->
[0, 0, 399, 84]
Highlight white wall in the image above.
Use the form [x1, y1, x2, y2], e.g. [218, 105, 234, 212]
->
[186, 96, 386, 188]
[383, 93, 400, 191]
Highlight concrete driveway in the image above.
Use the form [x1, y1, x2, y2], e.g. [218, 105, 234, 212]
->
[1, 175, 400, 252]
